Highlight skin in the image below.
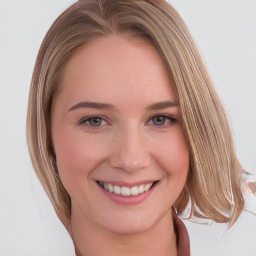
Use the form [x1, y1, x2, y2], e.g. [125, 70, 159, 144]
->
[51, 35, 189, 256]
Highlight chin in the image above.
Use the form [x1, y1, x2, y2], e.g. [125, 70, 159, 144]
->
[95, 209, 166, 236]
[103, 220, 154, 235]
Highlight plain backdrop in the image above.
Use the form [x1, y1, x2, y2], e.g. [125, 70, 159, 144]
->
[0, 0, 255, 255]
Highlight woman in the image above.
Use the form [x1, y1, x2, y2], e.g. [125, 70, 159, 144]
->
[26, 0, 245, 255]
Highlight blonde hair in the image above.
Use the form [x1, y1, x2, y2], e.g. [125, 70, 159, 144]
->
[27, 0, 244, 230]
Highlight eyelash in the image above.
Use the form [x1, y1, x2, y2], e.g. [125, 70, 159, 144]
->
[79, 115, 108, 128]
[79, 114, 177, 129]
[146, 115, 177, 128]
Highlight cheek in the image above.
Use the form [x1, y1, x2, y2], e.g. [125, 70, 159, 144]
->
[53, 127, 107, 183]
[154, 128, 189, 176]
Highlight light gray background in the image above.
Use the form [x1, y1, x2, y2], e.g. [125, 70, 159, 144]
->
[0, 0, 255, 255]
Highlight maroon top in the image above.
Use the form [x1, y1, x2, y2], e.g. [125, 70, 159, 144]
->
[172, 208, 191, 256]
[75, 210, 190, 256]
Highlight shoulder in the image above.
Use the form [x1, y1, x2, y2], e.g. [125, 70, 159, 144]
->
[183, 209, 256, 256]
[183, 172, 256, 256]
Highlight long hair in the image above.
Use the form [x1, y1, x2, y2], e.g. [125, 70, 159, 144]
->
[26, 0, 244, 230]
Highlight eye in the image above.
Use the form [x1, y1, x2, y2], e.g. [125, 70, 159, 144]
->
[80, 116, 107, 127]
[152, 116, 167, 126]
[147, 115, 177, 127]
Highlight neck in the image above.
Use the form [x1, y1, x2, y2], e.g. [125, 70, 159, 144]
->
[71, 205, 177, 256]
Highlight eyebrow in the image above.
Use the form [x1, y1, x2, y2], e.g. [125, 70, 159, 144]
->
[68, 100, 178, 112]
[145, 100, 179, 111]
[68, 102, 115, 111]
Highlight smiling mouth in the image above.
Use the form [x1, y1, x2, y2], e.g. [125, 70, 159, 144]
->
[96, 181, 159, 196]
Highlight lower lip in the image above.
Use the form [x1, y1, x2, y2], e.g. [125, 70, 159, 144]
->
[97, 183, 158, 205]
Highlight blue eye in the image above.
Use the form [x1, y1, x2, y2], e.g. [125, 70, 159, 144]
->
[88, 117, 103, 126]
[148, 115, 177, 127]
[81, 116, 106, 127]
[152, 116, 166, 126]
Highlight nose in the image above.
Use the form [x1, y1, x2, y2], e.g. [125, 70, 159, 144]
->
[108, 127, 150, 172]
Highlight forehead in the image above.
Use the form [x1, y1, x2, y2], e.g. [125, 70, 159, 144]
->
[58, 35, 177, 110]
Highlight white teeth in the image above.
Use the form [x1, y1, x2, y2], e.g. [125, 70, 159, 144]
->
[130, 186, 139, 196]
[114, 185, 121, 194]
[108, 184, 114, 193]
[138, 184, 144, 194]
[121, 187, 130, 196]
[99, 181, 155, 196]
[145, 183, 153, 191]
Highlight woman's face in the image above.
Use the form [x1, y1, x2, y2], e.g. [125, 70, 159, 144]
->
[51, 35, 189, 235]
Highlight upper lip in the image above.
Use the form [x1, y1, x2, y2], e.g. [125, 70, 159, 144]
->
[96, 180, 159, 188]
